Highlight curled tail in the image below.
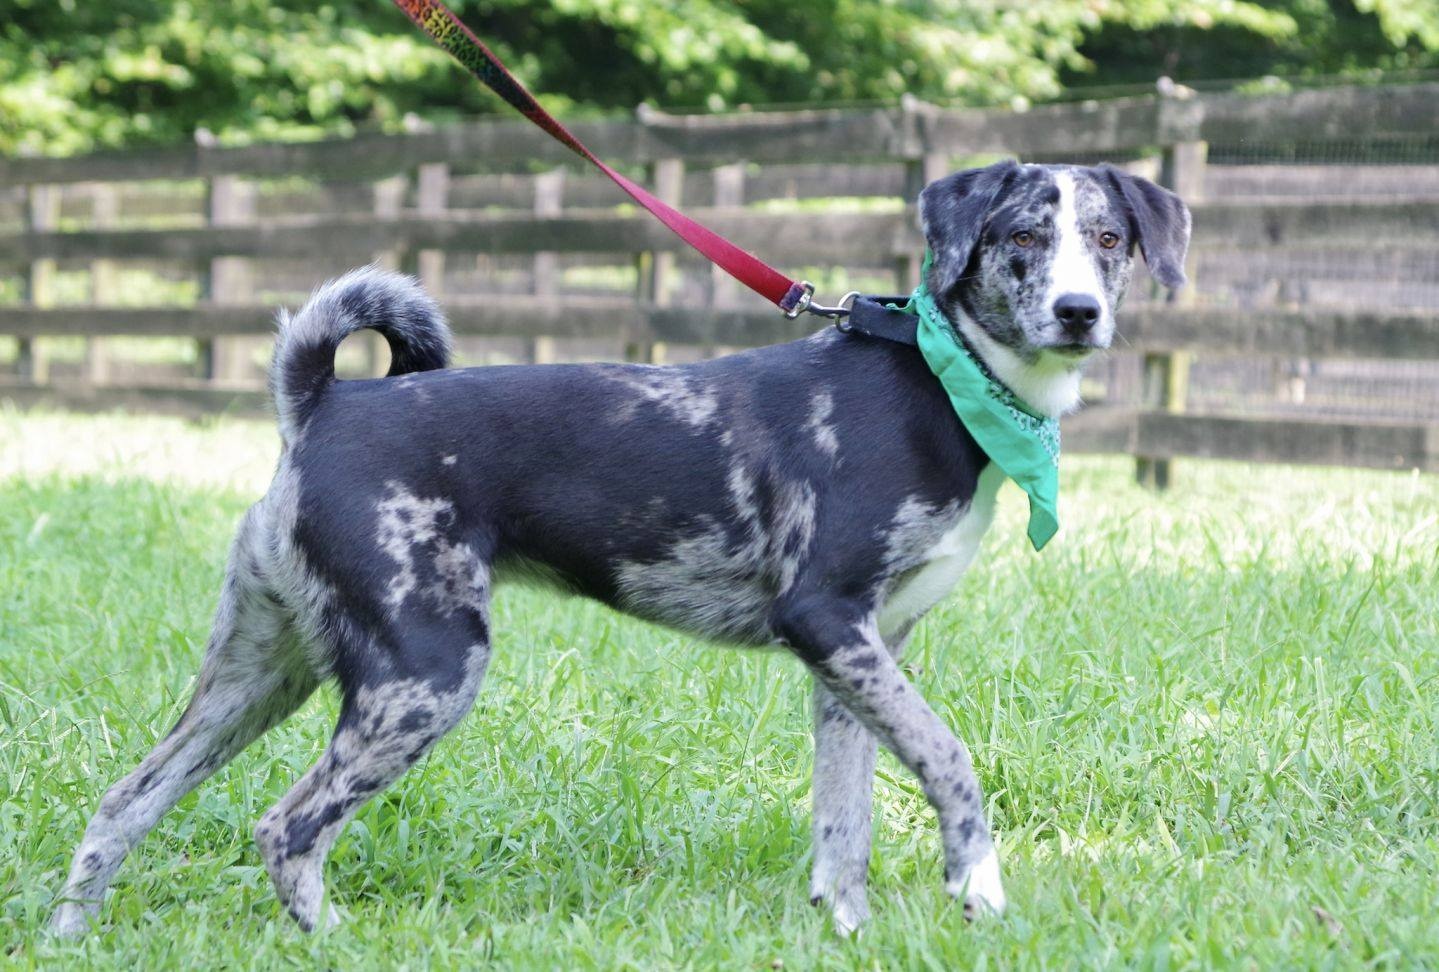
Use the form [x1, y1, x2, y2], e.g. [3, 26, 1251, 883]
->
[270, 267, 451, 438]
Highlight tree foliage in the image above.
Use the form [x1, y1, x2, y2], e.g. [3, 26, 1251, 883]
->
[3, 0, 1436, 156]
[1075, 0, 1439, 88]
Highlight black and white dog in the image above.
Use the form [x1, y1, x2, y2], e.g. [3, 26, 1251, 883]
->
[52, 160, 1189, 937]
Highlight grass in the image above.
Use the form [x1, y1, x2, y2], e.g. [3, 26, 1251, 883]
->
[1, 409, 1437, 969]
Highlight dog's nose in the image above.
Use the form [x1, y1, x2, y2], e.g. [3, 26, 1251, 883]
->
[1053, 293, 1101, 336]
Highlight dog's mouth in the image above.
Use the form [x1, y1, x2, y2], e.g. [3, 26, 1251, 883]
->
[1043, 341, 1105, 359]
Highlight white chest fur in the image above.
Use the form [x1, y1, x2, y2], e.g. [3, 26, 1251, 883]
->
[876, 464, 1004, 640]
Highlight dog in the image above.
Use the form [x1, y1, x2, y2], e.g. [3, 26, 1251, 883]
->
[51, 159, 1189, 937]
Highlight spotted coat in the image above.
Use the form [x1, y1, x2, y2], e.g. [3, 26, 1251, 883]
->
[52, 162, 1190, 939]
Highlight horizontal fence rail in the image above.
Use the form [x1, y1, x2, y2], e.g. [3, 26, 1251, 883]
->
[6, 303, 1439, 362]
[5, 198, 1438, 263]
[3, 83, 1436, 185]
[14, 163, 1439, 229]
[3, 81, 1438, 481]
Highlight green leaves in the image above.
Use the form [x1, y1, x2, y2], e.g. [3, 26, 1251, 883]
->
[3, 0, 1437, 156]
[1357, 0, 1439, 49]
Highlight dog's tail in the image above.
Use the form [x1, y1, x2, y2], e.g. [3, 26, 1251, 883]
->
[270, 267, 451, 438]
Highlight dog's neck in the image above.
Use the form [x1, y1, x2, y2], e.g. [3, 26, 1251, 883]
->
[947, 307, 1085, 418]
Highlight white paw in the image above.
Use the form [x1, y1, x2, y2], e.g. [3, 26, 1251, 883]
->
[811, 880, 869, 938]
[830, 894, 869, 938]
[945, 848, 1007, 918]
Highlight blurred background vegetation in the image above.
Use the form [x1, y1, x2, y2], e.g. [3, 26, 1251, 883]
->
[3, 0, 1439, 156]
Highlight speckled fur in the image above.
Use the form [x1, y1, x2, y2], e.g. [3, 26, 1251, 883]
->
[53, 161, 1189, 938]
[921, 161, 1189, 417]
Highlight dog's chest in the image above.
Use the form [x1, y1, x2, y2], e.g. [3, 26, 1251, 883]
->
[875, 464, 1004, 639]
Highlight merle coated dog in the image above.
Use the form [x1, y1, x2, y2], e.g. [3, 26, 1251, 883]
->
[52, 160, 1189, 937]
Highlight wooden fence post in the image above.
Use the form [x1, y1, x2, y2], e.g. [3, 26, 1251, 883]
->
[532, 169, 564, 298]
[709, 163, 746, 307]
[897, 153, 948, 291]
[630, 157, 684, 364]
[415, 162, 449, 295]
[199, 174, 255, 385]
[85, 184, 119, 384]
[18, 185, 59, 383]
[368, 175, 409, 376]
[1162, 138, 1206, 307]
[531, 169, 565, 365]
[1162, 139, 1208, 208]
[1135, 351, 1190, 489]
[1135, 136, 1206, 488]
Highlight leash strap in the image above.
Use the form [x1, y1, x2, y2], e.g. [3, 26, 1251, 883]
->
[392, 0, 811, 314]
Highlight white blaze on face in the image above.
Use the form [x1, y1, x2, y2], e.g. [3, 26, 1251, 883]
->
[1046, 171, 1108, 328]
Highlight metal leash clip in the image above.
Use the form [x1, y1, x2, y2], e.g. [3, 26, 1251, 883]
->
[784, 281, 860, 324]
[782, 281, 816, 318]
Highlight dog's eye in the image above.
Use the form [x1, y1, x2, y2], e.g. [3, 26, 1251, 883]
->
[1098, 231, 1121, 249]
[1011, 230, 1035, 248]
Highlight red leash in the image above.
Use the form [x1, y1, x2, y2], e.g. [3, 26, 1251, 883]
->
[392, 0, 821, 316]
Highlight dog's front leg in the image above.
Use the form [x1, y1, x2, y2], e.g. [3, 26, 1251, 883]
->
[781, 601, 1005, 922]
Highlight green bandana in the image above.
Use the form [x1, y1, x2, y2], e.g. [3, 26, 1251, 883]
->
[888, 270, 1062, 552]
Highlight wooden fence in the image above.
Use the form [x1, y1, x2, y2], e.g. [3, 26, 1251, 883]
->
[3, 82, 1438, 480]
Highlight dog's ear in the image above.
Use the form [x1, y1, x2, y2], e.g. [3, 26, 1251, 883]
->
[1099, 165, 1192, 290]
[918, 159, 1021, 295]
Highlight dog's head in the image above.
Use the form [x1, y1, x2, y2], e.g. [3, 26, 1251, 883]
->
[919, 160, 1190, 365]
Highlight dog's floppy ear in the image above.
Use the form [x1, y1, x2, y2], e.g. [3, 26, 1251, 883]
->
[918, 159, 1021, 295]
[1099, 165, 1192, 290]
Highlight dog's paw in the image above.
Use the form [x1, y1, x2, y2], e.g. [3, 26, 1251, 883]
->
[945, 848, 1007, 919]
[322, 903, 343, 931]
[810, 884, 870, 938]
[49, 902, 98, 939]
[830, 890, 870, 938]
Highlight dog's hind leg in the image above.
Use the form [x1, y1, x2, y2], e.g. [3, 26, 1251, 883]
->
[808, 627, 910, 936]
[779, 600, 1005, 922]
[51, 507, 318, 937]
[809, 684, 877, 935]
[254, 614, 490, 932]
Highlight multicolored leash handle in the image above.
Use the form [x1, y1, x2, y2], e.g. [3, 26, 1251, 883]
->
[392, 0, 820, 316]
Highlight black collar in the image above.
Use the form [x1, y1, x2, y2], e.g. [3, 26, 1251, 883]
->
[837, 294, 919, 347]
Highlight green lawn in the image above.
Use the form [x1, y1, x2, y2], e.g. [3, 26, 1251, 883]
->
[2, 410, 1436, 969]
